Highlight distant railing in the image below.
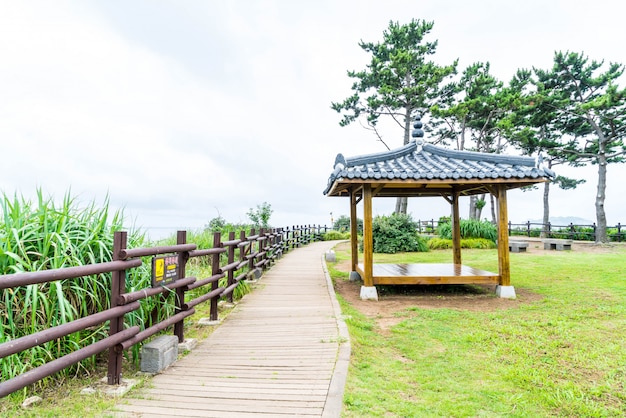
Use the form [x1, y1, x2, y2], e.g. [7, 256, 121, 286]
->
[508, 221, 624, 242]
[0, 224, 329, 398]
[416, 219, 624, 242]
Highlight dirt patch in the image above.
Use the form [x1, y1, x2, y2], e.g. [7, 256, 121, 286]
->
[331, 239, 622, 331]
[334, 277, 542, 332]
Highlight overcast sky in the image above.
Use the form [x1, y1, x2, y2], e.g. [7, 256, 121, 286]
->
[1, 0, 625, 239]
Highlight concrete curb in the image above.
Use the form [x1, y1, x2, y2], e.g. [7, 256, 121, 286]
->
[320, 242, 351, 418]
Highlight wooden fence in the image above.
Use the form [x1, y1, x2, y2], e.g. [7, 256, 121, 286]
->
[507, 221, 624, 242]
[417, 219, 624, 242]
[0, 224, 328, 398]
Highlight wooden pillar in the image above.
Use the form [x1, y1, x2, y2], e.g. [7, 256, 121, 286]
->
[497, 186, 511, 286]
[174, 231, 188, 342]
[107, 231, 126, 385]
[451, 191, 462, 265]
[350, 189, 358, 273]
[363, 184, 374, 287]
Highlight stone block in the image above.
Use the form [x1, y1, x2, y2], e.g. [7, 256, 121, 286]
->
[141, 335, 178, 373]
[509, 241, 529, 253]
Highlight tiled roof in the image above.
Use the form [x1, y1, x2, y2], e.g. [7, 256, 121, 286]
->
[323, 139, 556, 196]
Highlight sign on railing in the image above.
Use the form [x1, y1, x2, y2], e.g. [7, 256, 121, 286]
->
[152, 255, 179, 287]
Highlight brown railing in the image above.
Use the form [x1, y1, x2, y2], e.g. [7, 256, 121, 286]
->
[0, 224, 329, 398]
[417, 219, 625, 242]
[508, 221, 624, 242]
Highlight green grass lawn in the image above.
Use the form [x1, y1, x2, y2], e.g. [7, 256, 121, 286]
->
[331, 244, 626, 417]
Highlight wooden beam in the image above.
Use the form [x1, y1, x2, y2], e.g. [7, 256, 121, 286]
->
[363, 184, 374, 287]
[497, 185, 511, 286]
[451, 190, 462, 265]
[440, 193, 453, 205]
[350, 190, 358, 273]
[372, 184, 385, 197]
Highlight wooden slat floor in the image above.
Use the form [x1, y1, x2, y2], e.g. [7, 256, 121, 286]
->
[357, 262, 500, 285]
[110, 240, 348, 418]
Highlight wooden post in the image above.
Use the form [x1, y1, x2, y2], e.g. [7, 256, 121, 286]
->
[227, 231, 236, 304]
[107, 231, 126, 385]
[363, 184, 373, 287]
[174, 231, 188, 342]
[350, 189, 358, 273]
[452, 191, 462, 265]
[497, 186, 511, 286]
[211, 232, 221, 321]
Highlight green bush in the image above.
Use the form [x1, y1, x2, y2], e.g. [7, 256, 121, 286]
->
[437, 218, 497, 242]
[428, 237, 497, 250]
[366, 213, 428, 254]
[333, 215, 363, 233]
[323, 230, 351, 241]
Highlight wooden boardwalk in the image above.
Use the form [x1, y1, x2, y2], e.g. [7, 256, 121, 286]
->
[111, 240, 349, 418]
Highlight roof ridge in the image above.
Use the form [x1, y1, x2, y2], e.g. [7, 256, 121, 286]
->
[344, 142, 417, 167]
[423, 144, 536, 167]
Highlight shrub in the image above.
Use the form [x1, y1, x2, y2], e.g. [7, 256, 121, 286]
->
[437, 218, 497, 242]
[333, 215, 362, 233]
[323, 230, 351, 241]
[428, 237, 497, 250]
[368, 213, 428, 254]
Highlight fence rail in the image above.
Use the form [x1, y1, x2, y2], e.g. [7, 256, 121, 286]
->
[0, 224, 329, 398]
[507, 221, 624, 242]
[415, 219, 624, 242]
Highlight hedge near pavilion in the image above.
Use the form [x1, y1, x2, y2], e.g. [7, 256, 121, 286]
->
[323, 117, 556, 300]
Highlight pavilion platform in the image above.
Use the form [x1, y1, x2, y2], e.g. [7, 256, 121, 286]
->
[356, 263, 500, 286]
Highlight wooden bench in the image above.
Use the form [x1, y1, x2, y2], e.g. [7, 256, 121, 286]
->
[542, 239, 573, 251]
[509, 241, 529, 253]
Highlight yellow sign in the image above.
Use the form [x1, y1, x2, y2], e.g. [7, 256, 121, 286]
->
[151, 255, 178, 287]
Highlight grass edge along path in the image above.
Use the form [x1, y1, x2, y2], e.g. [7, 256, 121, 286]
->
[329, 245, 626, 417]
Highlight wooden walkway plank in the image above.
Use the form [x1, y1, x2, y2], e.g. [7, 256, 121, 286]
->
[110, 240, 349, 417]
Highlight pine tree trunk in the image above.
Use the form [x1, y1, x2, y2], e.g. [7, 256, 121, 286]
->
[394, 106, 412, 215]
[395, 197, 408, 214]
[540, 181, 550, 239]
[595, 150, 608, 243]
[469, 196, 477, 219]
[476, 193, 485, 219]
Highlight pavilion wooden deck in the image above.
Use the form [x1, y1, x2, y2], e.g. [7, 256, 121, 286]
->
[111, 240, 349, 418]
[357, 263, 500, 285]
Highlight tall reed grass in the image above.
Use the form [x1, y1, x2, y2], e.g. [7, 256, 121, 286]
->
[437, 218, 497, 242]
[0, 190, 151, 387]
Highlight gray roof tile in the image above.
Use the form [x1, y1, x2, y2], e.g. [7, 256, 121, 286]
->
[324, 140, 556, 195]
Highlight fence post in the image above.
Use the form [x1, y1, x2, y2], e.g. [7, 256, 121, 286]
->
[239, 230, 247, 267]
[227, 231, 236, 304]
[211, 232, 222, 321]
[174, 231, 188, 342]
[618, 223, 622, 242]
[593, 223, 597, 242]
[107, 231, 126, 385]
[527, 221, 531, 237]
[260, 228, 267, 270]
[508, 221, 512, 236]
[547, 222, 551, 238]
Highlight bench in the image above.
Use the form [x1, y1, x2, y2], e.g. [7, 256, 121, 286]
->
[542, 239, 573, 251]
[509, 241, 529, 253]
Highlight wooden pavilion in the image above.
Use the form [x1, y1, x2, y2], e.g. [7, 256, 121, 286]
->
[323, 118, 555, 300]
